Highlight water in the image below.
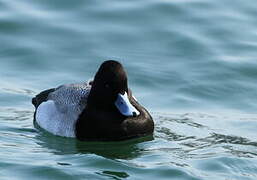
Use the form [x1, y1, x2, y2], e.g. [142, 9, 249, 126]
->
[1, 0, 257, 179]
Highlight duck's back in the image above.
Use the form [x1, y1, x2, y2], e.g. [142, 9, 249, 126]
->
[33, 83, 91, 137]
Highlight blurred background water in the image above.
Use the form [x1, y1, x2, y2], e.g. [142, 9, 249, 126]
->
[1, 0, 257, 179]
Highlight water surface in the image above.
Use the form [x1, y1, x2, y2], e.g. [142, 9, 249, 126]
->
[1, 0, 257, 179]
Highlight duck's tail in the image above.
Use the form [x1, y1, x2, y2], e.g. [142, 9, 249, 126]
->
[32, 88, 55, 108]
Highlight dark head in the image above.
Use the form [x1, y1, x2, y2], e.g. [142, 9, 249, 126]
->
[87, 60, 139, 117]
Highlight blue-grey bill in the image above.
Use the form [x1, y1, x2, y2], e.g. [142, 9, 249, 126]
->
[115, 92, 140, 117]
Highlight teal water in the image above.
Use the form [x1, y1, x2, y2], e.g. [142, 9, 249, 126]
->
[1, 0, 257, 179]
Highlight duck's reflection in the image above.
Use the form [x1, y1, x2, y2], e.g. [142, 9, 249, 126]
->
[34, 129, 153, 159]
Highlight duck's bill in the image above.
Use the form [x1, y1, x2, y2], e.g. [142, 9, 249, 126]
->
[115, 92, 140, 117]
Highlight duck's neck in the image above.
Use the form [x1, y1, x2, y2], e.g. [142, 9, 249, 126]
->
[87, 90, 116, 110]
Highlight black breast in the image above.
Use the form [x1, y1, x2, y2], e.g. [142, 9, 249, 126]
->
[75, 94, 154, 141]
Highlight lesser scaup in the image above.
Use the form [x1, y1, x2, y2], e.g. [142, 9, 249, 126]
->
[32, 60, 154, 141]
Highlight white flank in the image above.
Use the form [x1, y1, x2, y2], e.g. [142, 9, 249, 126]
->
[36, 100, 78, 137]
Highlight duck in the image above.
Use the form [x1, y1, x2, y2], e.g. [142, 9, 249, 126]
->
[32, 60, 154, 141]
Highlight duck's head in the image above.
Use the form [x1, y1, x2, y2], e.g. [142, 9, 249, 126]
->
[88, 60, 140, 117]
